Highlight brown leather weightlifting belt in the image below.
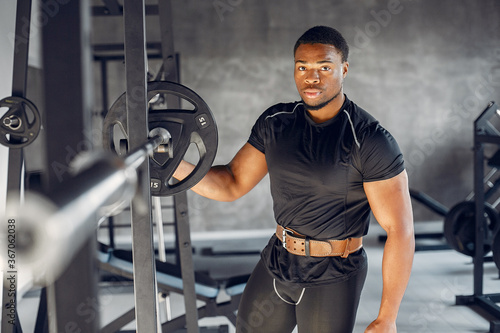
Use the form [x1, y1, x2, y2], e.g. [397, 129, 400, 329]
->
[276, 225, 363, 258]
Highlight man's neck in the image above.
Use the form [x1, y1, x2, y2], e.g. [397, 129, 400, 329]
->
[306, 93, 345, 123]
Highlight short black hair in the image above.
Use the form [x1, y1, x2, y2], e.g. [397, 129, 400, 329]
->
[293, 26, 349, 62]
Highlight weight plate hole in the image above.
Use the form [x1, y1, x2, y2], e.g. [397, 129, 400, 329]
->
[3, 133, 28, 144]
[112, 123, 128, 156]
[0, 106, 9, 117]
[165, 142, 200, 186]
[149, 92, 196, 111]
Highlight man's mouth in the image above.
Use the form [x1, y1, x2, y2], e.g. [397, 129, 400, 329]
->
[303, 89, 322, 99]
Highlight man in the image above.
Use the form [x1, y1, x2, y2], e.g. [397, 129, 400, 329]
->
[174, 26, 414, 333]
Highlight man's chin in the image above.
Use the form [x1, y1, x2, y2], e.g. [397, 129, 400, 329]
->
[302, 99, 331, 111]
[301, 90, 342, 111]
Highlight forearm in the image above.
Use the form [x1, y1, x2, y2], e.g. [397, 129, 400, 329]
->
[173, 143, 268, 202]
[377, 226, 415, 322]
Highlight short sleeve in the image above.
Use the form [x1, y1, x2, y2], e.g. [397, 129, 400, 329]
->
[356, 124, 405, 182]
[247, 110, 269, 154]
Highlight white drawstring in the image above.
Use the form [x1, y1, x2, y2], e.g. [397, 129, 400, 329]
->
[273, 279, 306, 306]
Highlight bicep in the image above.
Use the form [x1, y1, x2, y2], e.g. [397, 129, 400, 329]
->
[226, 142, 268, 198]
[363, 170, 413, 234]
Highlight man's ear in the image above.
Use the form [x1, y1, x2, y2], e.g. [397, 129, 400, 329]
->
[342, 62, 349, 78]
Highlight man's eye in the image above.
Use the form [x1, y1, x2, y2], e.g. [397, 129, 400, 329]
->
[297, 66, 306, 71]
[321, 66, 331, 71]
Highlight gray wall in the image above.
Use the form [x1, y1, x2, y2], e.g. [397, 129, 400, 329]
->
[2, 0, 500, 233]
[92, 0, 500, 231]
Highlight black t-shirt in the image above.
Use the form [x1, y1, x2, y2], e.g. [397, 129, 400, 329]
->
[248, 95, 405, 287]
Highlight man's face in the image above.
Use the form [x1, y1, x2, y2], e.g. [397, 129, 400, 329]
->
[294, 43, 348, 111]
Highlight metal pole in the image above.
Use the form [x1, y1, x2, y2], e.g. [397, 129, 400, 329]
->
[156, 2, 200, 331]
[156, 0, 179, 83]
[39, 0, 98, 331]
[122, 0, 159, 331]
[153, 197, 167, 262]
[173, 192, 199, 333]
[153, 195, 174, 324]
[474, 141, 485, 296]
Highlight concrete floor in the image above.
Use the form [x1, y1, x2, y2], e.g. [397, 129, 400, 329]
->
[6, 221, 500, 333]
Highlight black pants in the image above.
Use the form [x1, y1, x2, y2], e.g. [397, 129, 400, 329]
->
[235, 259, 368, 333]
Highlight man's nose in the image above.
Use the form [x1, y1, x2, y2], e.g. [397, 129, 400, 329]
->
[305, 70, 320, 84]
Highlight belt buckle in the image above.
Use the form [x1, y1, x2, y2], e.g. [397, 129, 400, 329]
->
[282, 228, 294, 250]
[282, 229, 287, 249]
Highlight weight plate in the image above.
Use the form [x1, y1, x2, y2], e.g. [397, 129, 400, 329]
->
[443, 201, 499, 257]
[0, 96, 41, 148]
[102, 81, 218, 196]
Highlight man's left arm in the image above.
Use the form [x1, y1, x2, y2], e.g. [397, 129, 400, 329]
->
[363, 170, 415, 333]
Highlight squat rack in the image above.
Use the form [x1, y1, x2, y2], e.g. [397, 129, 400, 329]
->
[1, 0, 216, 332]
[456, 101, 500, 333]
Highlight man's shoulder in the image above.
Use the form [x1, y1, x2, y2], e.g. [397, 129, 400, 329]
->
[260, 101, 302, 120]
[344, 97, 379, 129]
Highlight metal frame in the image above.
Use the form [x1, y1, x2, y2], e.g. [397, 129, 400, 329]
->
[2, 0, 32, 331]
[122, 1, 159, 331]
[172, 193, 199, 333]
[94, 1, 203, 331]
[456, 101, 500, 333]
[3, 1, 221, 331]
[156, 1, 200, 331]
[37, 0, 99, 332]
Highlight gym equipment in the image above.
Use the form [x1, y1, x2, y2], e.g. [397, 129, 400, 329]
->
[0, 96, 41, 148]
[96, 1, 220, 331]
[410, 188, 449, 217]
[408, 145, 500, 255]
[4, 131, 170, 285]
[98, 245, 249, 332]
[2, 0, 36, 332]
[1, 1, 230, 332]
[455, 101, 500, 333]
[443, 201, 499, 256]
[102, 80, 218, 196]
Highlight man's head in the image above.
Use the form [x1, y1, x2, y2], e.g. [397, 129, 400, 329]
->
[294, 26, 349, 63]
[293, 27, 349, 118]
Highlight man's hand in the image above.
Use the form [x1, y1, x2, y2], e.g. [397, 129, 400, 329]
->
[365, 318, 397, 333]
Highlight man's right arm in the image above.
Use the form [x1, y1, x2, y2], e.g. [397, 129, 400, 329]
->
[173, 142, 268, 202]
